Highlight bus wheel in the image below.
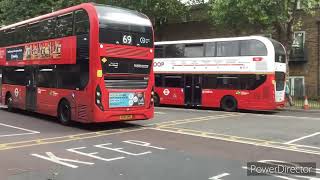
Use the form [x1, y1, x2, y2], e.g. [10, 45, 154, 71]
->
[5, 93, 13, 112]
[221, 96, 238, 112]
[154, 94, 160, 106]
[58, 100, 72, 125]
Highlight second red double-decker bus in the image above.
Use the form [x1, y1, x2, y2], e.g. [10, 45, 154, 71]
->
[0, 3, 155, 124]
[154, 36, 286, 111]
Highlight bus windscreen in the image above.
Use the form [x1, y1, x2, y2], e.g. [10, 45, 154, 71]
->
[95, 5, 153, 48]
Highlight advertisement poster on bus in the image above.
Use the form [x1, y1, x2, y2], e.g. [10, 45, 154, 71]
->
[109, 92, 145, 108]
[6, 40, 62, 61]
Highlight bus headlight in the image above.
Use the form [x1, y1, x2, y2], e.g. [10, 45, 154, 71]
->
[150, 86, 155, 107]
[95, 86, 104, 111]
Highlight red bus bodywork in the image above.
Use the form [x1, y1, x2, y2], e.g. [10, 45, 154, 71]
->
[0, 3, 154, 123]
[155, 74, 282, 111]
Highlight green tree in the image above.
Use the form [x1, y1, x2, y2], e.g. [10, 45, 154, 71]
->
[0, 0, 187, 40]
[208, 0, 318, 58]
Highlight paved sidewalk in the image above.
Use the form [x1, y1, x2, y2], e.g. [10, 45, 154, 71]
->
[281, 106, 320, 113]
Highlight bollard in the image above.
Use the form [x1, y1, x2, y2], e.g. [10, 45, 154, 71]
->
[303, 96, 309, 110]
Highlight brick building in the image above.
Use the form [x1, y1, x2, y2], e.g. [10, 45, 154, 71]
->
[156, 8, 320, 99]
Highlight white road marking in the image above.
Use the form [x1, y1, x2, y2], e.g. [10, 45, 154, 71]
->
[31, 152, 94, 168]
[95, 143, 152, 156]
[31, 140, 165, 169]
[285, 132, 320, 144]
[0, 123, 40, 138]
[155, 107, 225, 114]
[67, 147, 125, 162]
[123, 140, 166, 150]
[209, 173, 230, 180]
[154, 111, 166, 114]
[253, 114, 320, 121]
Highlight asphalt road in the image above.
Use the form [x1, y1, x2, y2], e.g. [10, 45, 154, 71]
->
[1, 107, 320, 180]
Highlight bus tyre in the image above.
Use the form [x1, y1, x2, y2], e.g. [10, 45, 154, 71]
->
[5, 93, 13, 112]
[58, 100, 72, 126]
[221, 96, 238, 112]
[154, 94, 160, 106]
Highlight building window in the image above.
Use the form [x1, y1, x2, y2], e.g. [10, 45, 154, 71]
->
[290, 31, 306, 61]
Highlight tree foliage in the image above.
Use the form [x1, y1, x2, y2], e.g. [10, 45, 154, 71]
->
[208, 0, 318, 53]
[0, 0, 186, 33]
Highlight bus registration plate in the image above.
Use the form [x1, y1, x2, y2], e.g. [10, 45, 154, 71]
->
[120, 115, 133, 120]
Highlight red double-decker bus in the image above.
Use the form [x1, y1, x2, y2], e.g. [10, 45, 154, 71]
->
[154, 36, 286, 111]
[0, 3, 155, 124]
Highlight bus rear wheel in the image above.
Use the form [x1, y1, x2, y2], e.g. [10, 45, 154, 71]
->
[58, 100, 72, 126]
[220, 96, 238, 112]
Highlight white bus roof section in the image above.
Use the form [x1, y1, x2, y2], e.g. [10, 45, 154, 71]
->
[155, 36, 271, 45]
[154, 36, 283, 74]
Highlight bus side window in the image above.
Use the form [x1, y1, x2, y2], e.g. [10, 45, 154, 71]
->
[164, 75, 183, 88]
[2, 67, 26, 85]
[56, 13, 74, 38]
[40, 18, 57, 40]
[37, 67, 56, 88]
[74, 10, 90, 35]
[155, 46, 164, 58]
[205, 42, 216, 57]
[203, 75, 218, 89]
[240, 40, 267, 56]
[56, 65, 80, 90]
[155, 74, 163, 87]
[4, 29, 15, 46]
[165, 44, 184, 58]
[15, 26, 27, 45]
[0, 30, 4, 47]
[28, 22, 42, 42]
[184, 44, 204, 57]
[216, 75, 239, 89]
[216, 41, 240, 57]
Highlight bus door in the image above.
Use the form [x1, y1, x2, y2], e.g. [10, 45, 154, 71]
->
[184, 75, 202, 106]
[25, 66, 37, 111]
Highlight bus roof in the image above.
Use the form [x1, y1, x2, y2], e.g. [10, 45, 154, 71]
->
[155, 36, 273, 45]
[0, 3, 148, 31]
[0, 3, 94, 31]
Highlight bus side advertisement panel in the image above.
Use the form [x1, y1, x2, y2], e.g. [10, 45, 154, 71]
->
[4, 37, 76, 66]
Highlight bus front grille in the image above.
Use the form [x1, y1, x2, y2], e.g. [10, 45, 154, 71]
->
[104, 76, 149, 89]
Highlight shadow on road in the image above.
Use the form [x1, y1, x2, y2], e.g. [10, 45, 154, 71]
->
[0, 108, 143, 132]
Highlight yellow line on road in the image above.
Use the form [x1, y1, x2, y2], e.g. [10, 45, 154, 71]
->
[157, 114, 242, 127]
[0, 127, 146, 151]
[151, 126, 320, 156]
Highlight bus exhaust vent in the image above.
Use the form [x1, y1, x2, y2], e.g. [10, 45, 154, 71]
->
[104, 76, 149, 89]
[106, 45, 150, 58]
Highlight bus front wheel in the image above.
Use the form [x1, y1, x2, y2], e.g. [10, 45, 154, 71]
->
[58, 99, 72, 126]
[220, 96, 238, 112]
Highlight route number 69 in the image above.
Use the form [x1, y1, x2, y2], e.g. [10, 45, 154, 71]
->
[123, 35, 132, 45]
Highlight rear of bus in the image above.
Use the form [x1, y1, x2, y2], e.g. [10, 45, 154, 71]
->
[93, 5, 154, 122]
[271, 39, 287, 108]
